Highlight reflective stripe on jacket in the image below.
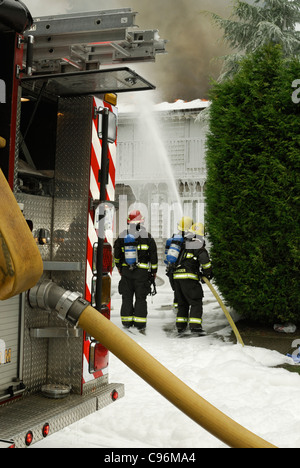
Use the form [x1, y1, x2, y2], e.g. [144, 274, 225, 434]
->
[173, 237, 212, 280]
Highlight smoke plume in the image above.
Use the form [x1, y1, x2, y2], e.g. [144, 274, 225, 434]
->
[23, 0, 232, 102]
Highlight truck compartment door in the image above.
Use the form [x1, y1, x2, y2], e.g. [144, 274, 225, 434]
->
[0, 295, 23, 400]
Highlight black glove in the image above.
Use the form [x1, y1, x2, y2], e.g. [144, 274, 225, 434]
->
[201, 271, 213, 282]
[148, 273, 157, 296]
[148, 272, 156, 283]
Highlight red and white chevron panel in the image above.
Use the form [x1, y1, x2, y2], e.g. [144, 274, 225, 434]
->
[83, 96, 117, 384]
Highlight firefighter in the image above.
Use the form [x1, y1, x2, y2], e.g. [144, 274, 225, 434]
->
[173, 223, 212, 335]
[190, 222, 204, 237]
[165, 216, 194, 312]
[113, 210, 158, 332]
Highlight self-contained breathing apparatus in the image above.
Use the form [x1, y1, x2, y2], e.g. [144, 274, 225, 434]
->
[164, 224, 206, 277]
[164, 234, 184, 267]
[164, 234, 185, 286]
[164, 216, 194, 273]
[124, 233, 138, 269]
[123, 232, 157, 296]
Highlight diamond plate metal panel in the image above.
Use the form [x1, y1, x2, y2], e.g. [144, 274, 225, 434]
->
[8, 95, 115, 405]
[51, 95, 92, 291]
[46, 96, 93, 393]
[15, 98, 94, 395]
[16, 194, 53, 261]
[0, 382, 124, 447]
[15, 194, 53, 394]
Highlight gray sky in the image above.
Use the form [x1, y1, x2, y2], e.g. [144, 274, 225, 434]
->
[23, 0, 233, 103]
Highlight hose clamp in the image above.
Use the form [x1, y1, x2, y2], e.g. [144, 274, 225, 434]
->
[67, 297, 90, 326]
[55, 290, 82, 322]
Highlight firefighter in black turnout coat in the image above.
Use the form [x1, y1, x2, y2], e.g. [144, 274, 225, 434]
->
[165, 216, 194, 312]
[173, 223, 212, 335]
[114, 210, 158, 331]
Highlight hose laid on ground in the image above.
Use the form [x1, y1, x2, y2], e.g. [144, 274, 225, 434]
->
[202, 276, 244, 346]
[78, 304, 273, 448]
[0, 169, 43, 300]
[29, 280, 275, 448]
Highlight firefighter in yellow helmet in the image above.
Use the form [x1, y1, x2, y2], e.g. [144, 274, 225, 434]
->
[113, 210, 158, 333]
[164, 216, 194, 312]
[177, 216, 194, 233]
[189, 222, 204, 237]
[172, 222, 212, 335]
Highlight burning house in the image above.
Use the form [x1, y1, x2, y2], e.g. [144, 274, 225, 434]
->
[115, 98, 210, 259]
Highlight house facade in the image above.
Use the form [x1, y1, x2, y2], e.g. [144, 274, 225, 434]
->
[115, 99, 210, 260]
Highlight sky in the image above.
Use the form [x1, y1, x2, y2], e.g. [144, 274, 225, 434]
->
[22, 0, 233, 103]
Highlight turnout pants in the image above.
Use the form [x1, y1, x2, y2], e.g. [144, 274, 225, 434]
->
[173, 279, 203, 332]
[167, 271, 178, 311]
[118, 268, 151, 329]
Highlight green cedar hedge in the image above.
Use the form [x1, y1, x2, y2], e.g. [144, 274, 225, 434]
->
[205, 45, 300, 324]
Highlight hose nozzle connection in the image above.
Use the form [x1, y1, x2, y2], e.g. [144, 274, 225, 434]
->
[28, 280, 90, 326]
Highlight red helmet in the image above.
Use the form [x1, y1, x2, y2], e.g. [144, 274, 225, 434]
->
[127, 210, 144, 224]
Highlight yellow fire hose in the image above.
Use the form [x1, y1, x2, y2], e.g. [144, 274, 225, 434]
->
[202, 276, 245, 346]
[0, 169, 43, 299]
[77, 305, 275, 448]
[0, 137, 6, 149]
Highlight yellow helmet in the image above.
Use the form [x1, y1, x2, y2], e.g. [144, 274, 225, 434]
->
[189, 222, 204, 237]
[177, 216, 193, 232]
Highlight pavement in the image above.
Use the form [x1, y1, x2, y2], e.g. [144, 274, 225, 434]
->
[231, 320, 300, 374]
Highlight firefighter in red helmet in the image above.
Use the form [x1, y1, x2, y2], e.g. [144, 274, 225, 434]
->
[113, 210, 158, 333]
[126, 209, 144, 224]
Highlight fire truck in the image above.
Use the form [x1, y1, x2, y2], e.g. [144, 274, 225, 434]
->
[0, 1, 166, 448]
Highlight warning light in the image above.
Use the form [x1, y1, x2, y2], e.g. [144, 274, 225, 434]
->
[111, 390, 118, 401]
[104, 93, 117, 106]
[42, 423, 50, 438]
[91, 275, 111, 307]
[103, 243, 113, 273]
[25, 431, 33, 446]
[0, 439, 15, 448]
[92, 242, 112, 274]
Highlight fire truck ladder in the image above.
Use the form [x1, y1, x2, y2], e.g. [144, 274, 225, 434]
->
[20, 9, 166, 177]
[23, 9, 167, 75]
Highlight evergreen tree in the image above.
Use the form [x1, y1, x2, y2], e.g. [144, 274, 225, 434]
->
[205, 45, 300, 324]
[211, 0, 300, 79]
